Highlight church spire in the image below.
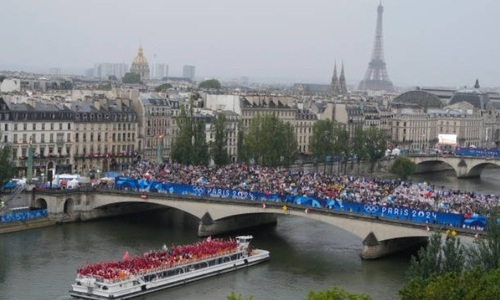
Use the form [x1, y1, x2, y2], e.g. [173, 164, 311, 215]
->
[474, 78, 480, 89]
[339, 62, 347, 94]
[331, 62, 340, 96]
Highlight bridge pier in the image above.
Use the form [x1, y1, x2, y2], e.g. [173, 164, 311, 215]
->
[361, 232, 428, 259]
[197, 213, 277, 237]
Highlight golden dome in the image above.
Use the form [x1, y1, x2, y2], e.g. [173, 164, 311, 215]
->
[130, 45, 150, 80]
[132, 46, 149, 65]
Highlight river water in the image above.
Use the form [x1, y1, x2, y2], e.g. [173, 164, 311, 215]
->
[1, 168, 500, 300]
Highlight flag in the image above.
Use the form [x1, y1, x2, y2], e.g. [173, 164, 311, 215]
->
[282, 205, 288, 212]
[122, 251, 129, 260]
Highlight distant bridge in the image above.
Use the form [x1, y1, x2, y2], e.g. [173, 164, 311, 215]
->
[32, 189, 476, 259]
[405, 155, 500, 178]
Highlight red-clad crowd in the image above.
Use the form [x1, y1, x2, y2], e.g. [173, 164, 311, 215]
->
[77, 238, 237, 282]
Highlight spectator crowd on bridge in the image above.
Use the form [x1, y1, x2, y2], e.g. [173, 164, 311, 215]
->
[108, 160, 500, 218]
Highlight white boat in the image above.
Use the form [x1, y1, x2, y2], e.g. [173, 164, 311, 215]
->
[69, 235, 269, 299]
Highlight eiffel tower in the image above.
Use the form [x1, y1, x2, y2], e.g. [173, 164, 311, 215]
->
[358, 2, 394, 91]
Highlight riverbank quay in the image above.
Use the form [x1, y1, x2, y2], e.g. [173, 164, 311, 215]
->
[0, 217, 55, 234]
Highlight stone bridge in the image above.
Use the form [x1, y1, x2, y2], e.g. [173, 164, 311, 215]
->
[30, 189, 475, 259]
[406, 155, 500, 178]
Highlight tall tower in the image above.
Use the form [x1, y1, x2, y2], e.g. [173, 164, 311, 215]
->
[331, 63, 340, 95]
[339, 62, 347, 94]
[358, 2, 394, 91]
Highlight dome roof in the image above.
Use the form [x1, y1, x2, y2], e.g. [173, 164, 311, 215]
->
[448, 91, 491, 110]
[132, 47, 148, 65]
[391, 90, 444, 108]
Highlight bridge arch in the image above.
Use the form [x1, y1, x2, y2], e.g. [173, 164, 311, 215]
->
[64, 198, 75, 214]
[467, 162, 500, 177]
[413, 158, 456, 175]
[410, 155, 500, 178]
[34, 198, 48, 209]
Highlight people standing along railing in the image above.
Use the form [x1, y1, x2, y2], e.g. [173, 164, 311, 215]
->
[113, 176, 490, 231]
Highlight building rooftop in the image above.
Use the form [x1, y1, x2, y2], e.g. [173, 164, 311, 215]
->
[391, 90, 444, 109]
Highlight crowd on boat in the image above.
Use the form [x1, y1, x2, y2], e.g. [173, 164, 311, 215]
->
[77, 238, 237, 282]
[115, 160, 499, 217]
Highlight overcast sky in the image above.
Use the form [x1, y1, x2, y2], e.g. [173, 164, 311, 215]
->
[1, 0, 499, 88]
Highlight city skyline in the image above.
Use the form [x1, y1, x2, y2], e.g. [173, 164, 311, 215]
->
[1, 0, 500, 87]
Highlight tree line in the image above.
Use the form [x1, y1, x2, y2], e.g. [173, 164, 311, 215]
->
[171, 112, 388, 170]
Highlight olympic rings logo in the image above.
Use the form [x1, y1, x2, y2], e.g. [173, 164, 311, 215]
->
[364, 205, 379, 214]
[192, 186, 206, 194]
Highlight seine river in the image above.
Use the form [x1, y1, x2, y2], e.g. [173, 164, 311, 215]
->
[1, 168, 499, 300]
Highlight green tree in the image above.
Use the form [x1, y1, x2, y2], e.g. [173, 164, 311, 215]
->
[236, 121, 246, 163]
[171, 104, 195, 164]
[306, 286, 372, 300]
[406, 233, 465, 281]
[401, 214, 500, 300]
[226, 291, 254, 300]
[122, 72, 141, 84]
[400, 268, 500, 300]
[334, 124, 350, 173]
[199, 79, 221, 90]
[154, 83, 173, 92]
[193, 119, 209, 165]
[390, 156, 417, 180]
[401, 233, 467, 300]
[242, 114, 297, 167]
[279, 121, 299, 167]
[209, 113, 230, 166]
[467, 209, 500, 270]
[351, 126, 366, 173]
[351, 126, 366, 162]
[363, 127, 387, 172]
[406, 233, 444, 281]
[310, 120, 336, 163]
[171, 103, 209, 165]
[0, 144, 17, 185]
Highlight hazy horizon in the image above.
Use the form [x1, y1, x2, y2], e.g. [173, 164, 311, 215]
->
[1, 0, 500, 88]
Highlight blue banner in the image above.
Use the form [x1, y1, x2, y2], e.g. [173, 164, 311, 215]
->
[1, 209, 48, 224]
[113, 177, 486, 230]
